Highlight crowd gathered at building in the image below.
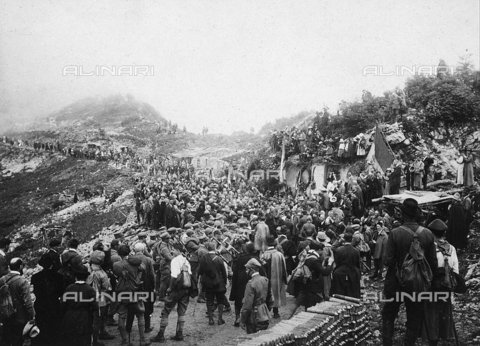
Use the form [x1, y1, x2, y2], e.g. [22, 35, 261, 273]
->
[0, 161, 474, 346]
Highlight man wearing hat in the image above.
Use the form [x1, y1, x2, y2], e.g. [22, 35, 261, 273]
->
[254, 215, 270, 254]
[31, 256, 63, 346]
[382, 198, 438, 346]
[240, 258, 273, 334]
[41, 239, 62, 273]
[261, 236, 287, 319]
[158, 231, 175, 301]
[61, 265, 97, 346]
[87, 250, 114, 345]
[1, 258, 36, 346]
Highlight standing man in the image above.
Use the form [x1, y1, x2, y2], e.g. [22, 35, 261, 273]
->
[31, 256, 64, 346]
[150, 248, 190, 343]
[42, 239, 62, 272]
[329, 233, 361, 299]
[254, 215, 270, 254]
[1, 258, 36, 346]
[158, 231, 175, 301]
[382, 198, 438, 346]
[133, 243, 156, 333]
[113, 245, 149, 346]
[198, 242, 227, 326]
[61, 266, 97, 346]
[261, 236, 287, 319]
[240, 258, 273, 334]
[87, 250, 114, 345]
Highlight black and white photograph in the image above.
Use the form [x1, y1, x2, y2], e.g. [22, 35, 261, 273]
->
[1, 1, 479, 345]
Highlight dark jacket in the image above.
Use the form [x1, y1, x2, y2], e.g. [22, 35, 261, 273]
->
[383, 222, 438, 297]
[134, 252, 155, 292]
[61, 282, 97, 335]
[31, 269, 64, 344]
[330, 244, 361, 298]
[113, 256, 144, 292]
[229, 254, 266, 304]
[60, 249, 83, 269]
[199, 252, 227, 292]
[1, 272, 35, 325]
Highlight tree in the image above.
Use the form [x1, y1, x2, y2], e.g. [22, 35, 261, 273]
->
[405, 60, 480, 146]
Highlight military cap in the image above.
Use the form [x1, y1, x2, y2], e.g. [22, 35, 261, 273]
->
[160, 231, 170, 239]
[138, 232, 147, 238]
[167, 227, 177, 233]
[158, 226, 167, 232]
[428, 219, 448, 232]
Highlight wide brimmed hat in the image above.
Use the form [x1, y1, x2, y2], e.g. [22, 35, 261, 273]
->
[266, 235, 276, 247]
[401, 198, 422, 217]
[317, 232, 331, 243]
[23, 320, 40, 339]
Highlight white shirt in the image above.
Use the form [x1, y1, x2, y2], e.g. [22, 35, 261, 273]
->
[170, 255, 192, 279]
[436, 243, 459, 274]
[0, 250, 5, 257]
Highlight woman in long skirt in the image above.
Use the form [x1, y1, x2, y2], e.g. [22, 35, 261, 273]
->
[422, 219, 460, 346]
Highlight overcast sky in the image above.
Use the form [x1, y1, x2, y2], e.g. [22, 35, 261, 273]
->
[1, 0, 479, 134]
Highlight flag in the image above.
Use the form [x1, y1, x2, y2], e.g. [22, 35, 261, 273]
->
[374, 125, 394, 172]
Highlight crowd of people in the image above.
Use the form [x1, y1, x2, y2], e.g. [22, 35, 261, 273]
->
[269, 122, 369, 162]
[2, 135, 197, 177]
[0, 168, 472, 346]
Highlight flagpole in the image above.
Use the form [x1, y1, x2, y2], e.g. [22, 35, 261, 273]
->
[279, 136, 285, 183]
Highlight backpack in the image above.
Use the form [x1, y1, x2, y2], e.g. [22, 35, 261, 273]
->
[176, 260, 191, 289]
[289, 250, 314, 284]
[432, 246, 456, 292]
[116, 263, 143, 293]
[432, 244, 466, 293]
[396, 226, 433, 294]
[0, 275, 20, 322]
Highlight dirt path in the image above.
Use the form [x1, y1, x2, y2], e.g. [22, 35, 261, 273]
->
[102, 286, 297, 346]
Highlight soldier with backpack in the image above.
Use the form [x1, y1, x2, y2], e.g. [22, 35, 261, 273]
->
[286, 241, 333, 319]
[150, 248, 191, 343]
[0, 258, 36, 346]
[382, 198, 438, 346]
[87, 250, 114, 345]
[113, 245, 150, 346]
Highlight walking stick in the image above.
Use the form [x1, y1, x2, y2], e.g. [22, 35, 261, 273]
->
[192, 296, 198, 317]
[360, 258, 371, 271]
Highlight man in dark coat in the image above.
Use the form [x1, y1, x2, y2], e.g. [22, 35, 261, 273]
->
[61, 265, 97, 346]
[447, 195, 469, 250]
[43, 239, 62, 273]
[382, 198, 438, 346]
[329, 233, 361, 298]
[132, 243, 155, 333]
[198, 242, 227, 326]
[31, 256, 64, 346]
[1, 258, 36, 346]
[278, 232, 296, 276]
[59, 238, 84, 291]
